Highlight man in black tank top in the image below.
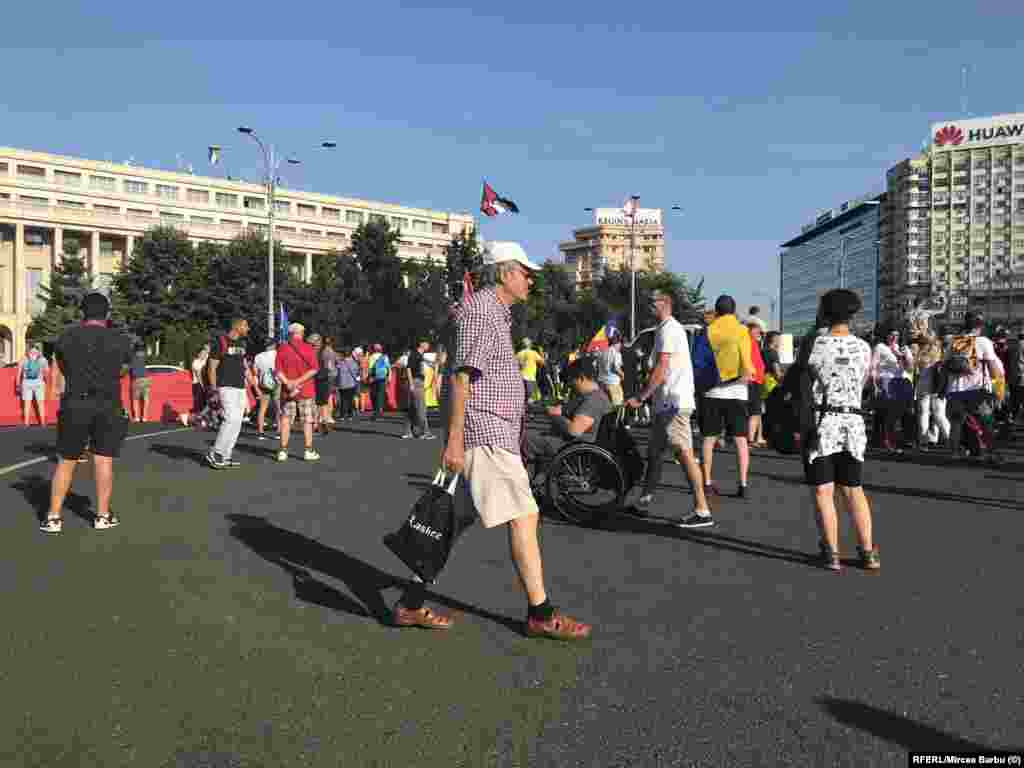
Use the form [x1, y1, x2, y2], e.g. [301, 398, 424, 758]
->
[40, 292, 133, 534]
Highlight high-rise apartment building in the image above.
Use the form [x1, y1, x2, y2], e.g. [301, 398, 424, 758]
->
[780, 194, 883, 339]
[0, 147, 474, 363]
[881, 113, 1024, 328]
[558, 207, 665, 290]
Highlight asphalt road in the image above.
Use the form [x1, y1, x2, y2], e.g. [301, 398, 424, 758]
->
[0, 413, 1021, 767]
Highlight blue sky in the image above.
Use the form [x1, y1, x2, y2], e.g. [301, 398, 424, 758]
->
[3, 1, 1023, 321]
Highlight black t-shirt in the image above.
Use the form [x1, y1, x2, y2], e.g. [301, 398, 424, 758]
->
[563, 388, 612, 442]
[56, 324, 133, 402]
[407, 349, 425, 380]
[764, 349, 781, 377]
[211, 335, 248, 389]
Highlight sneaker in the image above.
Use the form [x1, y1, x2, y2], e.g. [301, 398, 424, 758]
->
[39, 517, 63, 534]
[206, 451, 226, 469]
[223, 459, 241, 469]
[401, 432, 414, 439]
[628, 494, 653, 515]
[276, 450, 288, 462]
[94, 514, 121, 530]
[420, 433, 437, 441]
[678, 512, 714, 529]
[257, 434, 267, 441]
[736, 484, 748, 500]
[303, 449, 320, 462]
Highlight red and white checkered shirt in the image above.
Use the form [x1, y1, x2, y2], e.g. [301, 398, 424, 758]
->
[453, 287, 525, 454]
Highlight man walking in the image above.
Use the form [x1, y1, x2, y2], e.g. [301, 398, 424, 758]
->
[253, 339, 278, 440]
[41, 292, 133, 533]
[128, 342, 150, 423]
[626, 288, 712, 526]
[275, 323, 320, 462]
[945, 312, 1004, 460]
[367, 344, 391, 420]
[597, 335, 624, 407]
[393, 241, 592, 641]
[17, 344, 49, 426]
[402, 339, 436, 440]
[207, 318, 250, 469]
[700, 295, 754, 498]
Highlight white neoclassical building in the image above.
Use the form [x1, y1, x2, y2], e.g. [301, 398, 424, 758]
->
[0, 146, 474, 362]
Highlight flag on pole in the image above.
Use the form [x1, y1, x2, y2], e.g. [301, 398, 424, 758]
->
[208, 146, 221, 165]
[278, 304, 289, 343]
[584, 317, 620, 353]
[480, 181, 519, 217]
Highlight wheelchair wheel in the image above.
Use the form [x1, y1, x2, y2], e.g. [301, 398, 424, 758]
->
[546, 443, 626, 527]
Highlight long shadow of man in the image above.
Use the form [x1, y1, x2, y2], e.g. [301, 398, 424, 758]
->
[225, 514, 521, 634]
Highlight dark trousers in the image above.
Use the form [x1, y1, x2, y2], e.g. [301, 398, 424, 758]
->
[371, 380, 387, 416]
[407, 379, 428, 436]
[947, 390, 987, 455]
[338, 387, 356, 419]
[1011, 385, 1024, 421]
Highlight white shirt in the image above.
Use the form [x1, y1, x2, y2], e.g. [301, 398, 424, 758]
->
[254, 349, 277, 382]
[649, 316, 695, 413]
[597, 346, 622, 386]
[872, 343, 912, 382]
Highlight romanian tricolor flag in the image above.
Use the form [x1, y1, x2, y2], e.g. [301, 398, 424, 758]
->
[584, 317, 620, 353]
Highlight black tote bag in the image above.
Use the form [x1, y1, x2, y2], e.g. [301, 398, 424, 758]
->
[384, 470, 466, 584]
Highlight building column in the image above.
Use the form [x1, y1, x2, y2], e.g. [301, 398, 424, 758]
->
[90, 230, 100, 286]
[12, 222, 24, 359]
[53, 226, 63, 269]
[305, 252, 313, 284]
[126, 234, 135, 261]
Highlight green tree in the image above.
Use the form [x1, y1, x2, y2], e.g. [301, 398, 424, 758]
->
[444, 228, 481, 302]
[26, 254, 90, 343]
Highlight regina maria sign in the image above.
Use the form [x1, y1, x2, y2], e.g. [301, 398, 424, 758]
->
[594, 208, 662, 226]
[930, 113, 1024, 151]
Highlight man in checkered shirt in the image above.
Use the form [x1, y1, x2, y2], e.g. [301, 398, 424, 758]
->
[393, 242, 592, 641]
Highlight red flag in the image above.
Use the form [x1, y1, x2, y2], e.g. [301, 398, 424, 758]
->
[461, 270, 474, 303]
[480, 181, 520, 217]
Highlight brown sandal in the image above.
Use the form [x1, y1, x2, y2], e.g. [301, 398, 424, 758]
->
[526, 611, 592, 641]
[392, 603, 454, 630]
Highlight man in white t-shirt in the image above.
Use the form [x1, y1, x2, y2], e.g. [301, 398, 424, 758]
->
[944, 312, 1004, 460]
[625, 288, 711, 527]
[596, 337, 624, 406]
[253, 340, 278, 440]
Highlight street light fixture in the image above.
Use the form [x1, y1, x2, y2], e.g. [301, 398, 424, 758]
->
[223, 127, 335, 339]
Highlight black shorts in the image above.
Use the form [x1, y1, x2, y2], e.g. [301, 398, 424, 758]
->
[700, 397, 748, 438]
[56, 396, 128, 459]
[748, 383, 764, 416]
[804, 451, 863, 487]
[315, 378, 331, 406]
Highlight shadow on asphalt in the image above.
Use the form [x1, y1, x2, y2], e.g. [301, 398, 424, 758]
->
[10, 473, 93, 523]
[21, 441, 56, 459]
[149, 443, 209, 467]
[817, 697, 1020, 753]
[748, 470, 1024, 512]
[225, 514, 523, 634]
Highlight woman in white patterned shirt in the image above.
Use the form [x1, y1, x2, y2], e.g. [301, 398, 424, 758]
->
[805, 289, 880, 572]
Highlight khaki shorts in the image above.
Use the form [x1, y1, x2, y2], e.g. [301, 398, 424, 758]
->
[604, 382, 624, 406]
[282, 397, 316, 424]
[132, 378, 151, 399]
[652, 409, 693, 453]
[463, 446, 539, 528]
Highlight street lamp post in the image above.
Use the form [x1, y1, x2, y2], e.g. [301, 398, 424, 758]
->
[224, 128, 335, 339]
[752, 290, 777, 330]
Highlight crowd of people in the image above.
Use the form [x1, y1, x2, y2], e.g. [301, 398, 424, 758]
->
[27, 238, 1024, 643]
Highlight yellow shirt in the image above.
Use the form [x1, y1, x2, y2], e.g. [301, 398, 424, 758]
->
[516, 349, 544, 381]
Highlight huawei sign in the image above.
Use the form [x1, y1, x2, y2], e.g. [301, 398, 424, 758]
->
[934, 125, 964, 147]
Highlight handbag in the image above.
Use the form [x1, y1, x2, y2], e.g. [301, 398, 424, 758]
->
[383, 470, 472, 584]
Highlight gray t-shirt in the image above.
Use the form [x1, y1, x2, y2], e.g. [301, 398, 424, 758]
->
[561, 387, 612, 443]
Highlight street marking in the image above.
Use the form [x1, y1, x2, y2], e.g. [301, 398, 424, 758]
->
[0, 426, 191, 477]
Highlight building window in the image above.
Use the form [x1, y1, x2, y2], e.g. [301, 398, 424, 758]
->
[191, 215, 214, 225]
[250, 222, 268, 235]
[276, 226, 296, 233]
[156, 184, 179, 200]
[328, 231, 346, 241]
[390, 217, 407, 231]
[215, 192, 238, 208]
[297, 203, 316, 218]
[124, 180, 148, 195]
[431, 222, 448, 235]
[412, 220, 428, 233]
[94, 204, 120, 215]
[346, 210, 364, 225]
[221, 219, 241, 229]
[244, 196, 265, 210]
[273, 200, 290, 215]
[90, 175, 117, 192]
[187, 189, 210, 204]
[160, 211, 185, 222]
[370, 214, 387, 225]
[54, 170, 82, 187]
[0, 162, 7, 175]
[322, 206, 340, 220]
[20, 195, 48, 207]
[57, 200, 85, 209]
[127, 208, 153, 218]
[26, 268, 44, 316]
[302, 229, 321, 237]
[17, 165, 45, 179]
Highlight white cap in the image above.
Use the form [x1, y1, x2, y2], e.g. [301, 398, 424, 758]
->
[482, 241, 540, 272]
[288, 322, 305, 335]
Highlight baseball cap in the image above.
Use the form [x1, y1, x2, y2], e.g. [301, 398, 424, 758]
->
[481, 241, 540, 272]
[288, 322, 305, 335]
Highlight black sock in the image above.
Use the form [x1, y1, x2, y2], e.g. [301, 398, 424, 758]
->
[400, 583, 426, 610]
[528, 598, 555, 622]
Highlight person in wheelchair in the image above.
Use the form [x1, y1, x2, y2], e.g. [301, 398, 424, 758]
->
[525, 356, 612, 474]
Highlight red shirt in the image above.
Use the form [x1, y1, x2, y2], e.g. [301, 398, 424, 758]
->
[275, 338, 318, 400]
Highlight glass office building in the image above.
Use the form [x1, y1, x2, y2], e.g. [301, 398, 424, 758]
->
[780, 195, 884, 339]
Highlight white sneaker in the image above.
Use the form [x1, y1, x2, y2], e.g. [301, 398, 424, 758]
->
[303, 449, 320, 462]
[276, 450, 288, 462]
[401, 432, 414, 439]
[636, 494, 653, 509]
